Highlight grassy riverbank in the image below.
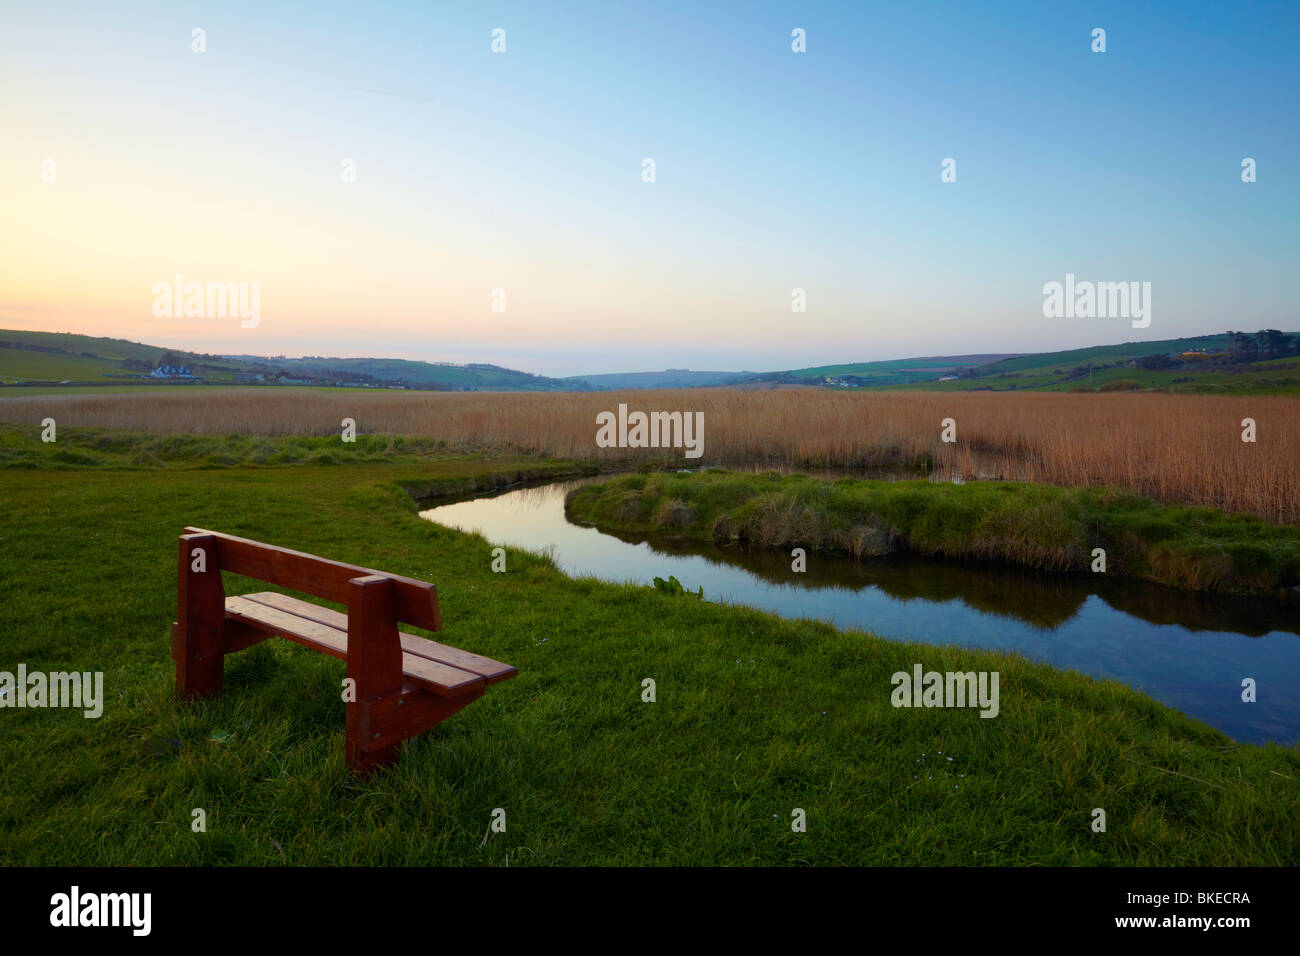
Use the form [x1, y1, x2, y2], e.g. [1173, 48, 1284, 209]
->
[566, 471, 1300, 596]
[1, 428, 1297, 865]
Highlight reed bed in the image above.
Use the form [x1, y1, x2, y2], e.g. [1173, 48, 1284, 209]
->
[3, 387, 1296, 522]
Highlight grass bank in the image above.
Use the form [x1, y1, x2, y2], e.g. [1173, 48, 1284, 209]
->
[1, 431, 1297, 865]
[566, 470, 1300, 596]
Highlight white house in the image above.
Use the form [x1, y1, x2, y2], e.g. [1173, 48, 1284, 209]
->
[150, 365, 196, 379]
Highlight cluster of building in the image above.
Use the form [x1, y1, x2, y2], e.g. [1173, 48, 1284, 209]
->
[149, 364, 197, 379]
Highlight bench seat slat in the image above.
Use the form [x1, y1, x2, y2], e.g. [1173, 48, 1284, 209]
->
[240, 591, 518, 684]
[224, 596, 484, 698]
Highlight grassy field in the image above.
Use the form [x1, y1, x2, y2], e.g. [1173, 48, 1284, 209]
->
[2, 388, 1296, 522]
[0, 384, 363, 398]
[890, 355, 1300, 395]
[567, 471, 1300, 595]
[0, 328, 567, 391]
[755, 333, 1300, 393]
[0, 329, 254, 385]
[1, 427, 1297, 865]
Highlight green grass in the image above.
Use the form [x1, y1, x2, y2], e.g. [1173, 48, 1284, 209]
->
[0, 426, 507, 471]
[567, 470, 1300, 595]
[730, 333, 1300, 393]
[0, 328, 166, 363]
[1, 430, 1297, 865]
[885, 353, 1300, 395]
[0, 347, 125, 382]
[976, 336, 1235, 374]
[0, 330, 252, 385]
[0, 328, 566, 390]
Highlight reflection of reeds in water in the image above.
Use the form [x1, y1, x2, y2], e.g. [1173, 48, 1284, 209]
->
[3, 388, 1295, 522]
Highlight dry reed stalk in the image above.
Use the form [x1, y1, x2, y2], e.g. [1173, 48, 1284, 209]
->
[3, 388, 1296, 522]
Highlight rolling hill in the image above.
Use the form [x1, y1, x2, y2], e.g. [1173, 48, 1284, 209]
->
[883, 333, 1300, 394]
[0, 330, 574, 391]
[562, 369, 747, 390]
[4, 327, 1297, 396]
[743, 353, 1024, 387]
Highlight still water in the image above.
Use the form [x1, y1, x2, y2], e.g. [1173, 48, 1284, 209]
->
[420, 477, 1300, 746]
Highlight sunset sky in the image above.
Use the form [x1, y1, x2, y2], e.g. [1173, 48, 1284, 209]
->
[1, 0, 1296, 376]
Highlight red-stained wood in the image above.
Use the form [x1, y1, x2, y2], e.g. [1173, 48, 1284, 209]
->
[221, 617, 272, 655]
[174, 533, 226, 698]
[173, 528, 515, 777]
[240, 591, 517, 684]
[183, 527, 440, 631]
[225, 595, 483, 697]
[344, 575, 405, 771]
[360, 683, 486, 751]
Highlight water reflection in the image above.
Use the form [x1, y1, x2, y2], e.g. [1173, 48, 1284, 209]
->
[420, 477, 1300, 746]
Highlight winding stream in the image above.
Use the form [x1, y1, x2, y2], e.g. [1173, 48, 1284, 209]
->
[420, 476, 1300, 746]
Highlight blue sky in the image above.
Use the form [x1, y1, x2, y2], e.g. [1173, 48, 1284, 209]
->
[1, 0, 1296, 374]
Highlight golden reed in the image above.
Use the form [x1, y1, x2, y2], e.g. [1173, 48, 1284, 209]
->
[3, 387, 1296, 523]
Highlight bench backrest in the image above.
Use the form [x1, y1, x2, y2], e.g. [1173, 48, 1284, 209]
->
[183, 527, 441, 631]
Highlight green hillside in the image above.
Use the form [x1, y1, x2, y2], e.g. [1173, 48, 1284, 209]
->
[750, 333, 1300, 395]
[885, 333, 1300, 395]
[739, 354, 1023, 388]
[564, 369, 744, 390]
[0, 329, 253, 385]
[973, 335, 1232, 374]
[261, 356, 569, 391]
[6, 327, 1298, 396]
[0, 328, 164, 363]
[0, 330, 572, 392]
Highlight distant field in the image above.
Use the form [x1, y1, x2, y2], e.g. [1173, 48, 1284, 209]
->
[2, 387, 1296, 523]
[878, 335, 1300, 395]
[0, 348, 121, 382]
[787, 354, 1022, 380]
[891, 356, 1300, 395]
[0, 328, 163, 362]
[0, 384, 365, 397]
[0, 328, 567, 391]
[977, 336, 1235, 374]
[0, 338, 249, 385]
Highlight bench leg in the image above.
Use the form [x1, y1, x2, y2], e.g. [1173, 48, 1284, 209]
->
[174, 533, 226, 699]
[344, 575, 406, 775]
[348, 686, 485, 776]
[347, 736, 402, 775]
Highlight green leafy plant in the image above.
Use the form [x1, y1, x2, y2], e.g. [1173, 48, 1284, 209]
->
[652, 574, 703, 599]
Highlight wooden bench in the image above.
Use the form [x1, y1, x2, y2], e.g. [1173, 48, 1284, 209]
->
[170, 527, 516, 774]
